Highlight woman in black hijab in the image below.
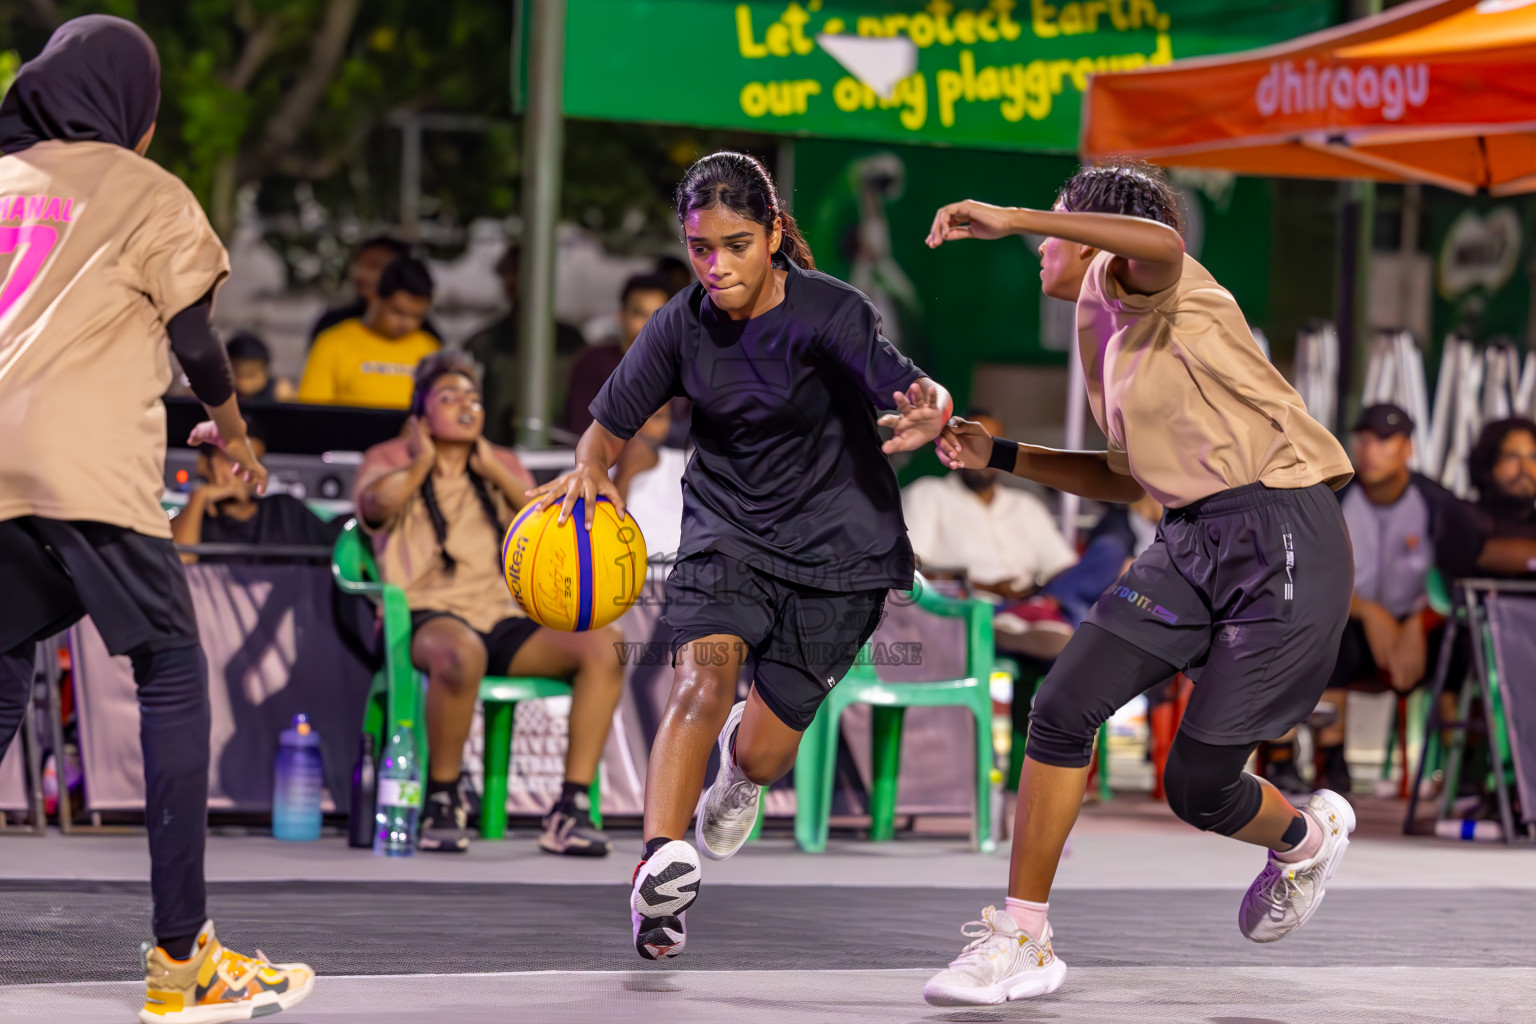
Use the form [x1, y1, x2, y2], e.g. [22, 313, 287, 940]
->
[0, 14, 160, 153]
[0, 16, 315, 1022]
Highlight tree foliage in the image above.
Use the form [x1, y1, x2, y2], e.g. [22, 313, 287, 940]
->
[1, 1, 771, 252]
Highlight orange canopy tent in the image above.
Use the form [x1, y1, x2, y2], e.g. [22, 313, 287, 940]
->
[1081, 0, 1536, 195]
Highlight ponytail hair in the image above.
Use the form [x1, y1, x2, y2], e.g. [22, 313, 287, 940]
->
[407, 349, 504, 573]
[676, 150, 814, 269]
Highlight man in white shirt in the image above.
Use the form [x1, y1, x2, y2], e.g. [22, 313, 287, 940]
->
[902, 413, 1078, 657]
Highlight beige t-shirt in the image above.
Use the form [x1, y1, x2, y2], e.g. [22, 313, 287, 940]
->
[1077, 251, 1353, 509]
[355, 438, 534, 634]
[0, 141, 229, 538]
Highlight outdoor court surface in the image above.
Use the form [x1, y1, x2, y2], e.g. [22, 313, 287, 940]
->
[0, 799, 1532, 1023]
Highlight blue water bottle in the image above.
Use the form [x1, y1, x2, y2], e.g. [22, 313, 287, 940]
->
[272, 714, 324, 841]
[374, 721, 420, 857]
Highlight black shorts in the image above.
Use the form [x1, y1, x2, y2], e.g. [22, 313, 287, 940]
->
[0, 517, 199, 656]
[409, 610, 542, 676]
[1083, 482, 1353, 746]
[664, 552, 886, 731]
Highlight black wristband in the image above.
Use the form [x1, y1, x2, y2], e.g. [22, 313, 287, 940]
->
[988, 437, 1020, 472]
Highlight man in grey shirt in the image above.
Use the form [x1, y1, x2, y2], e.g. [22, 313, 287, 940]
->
[1301, 405, 1480, 794]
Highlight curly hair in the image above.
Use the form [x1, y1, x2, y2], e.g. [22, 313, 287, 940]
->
[1469, 416, 1536, 503]
[1057, 157, 1183, 232]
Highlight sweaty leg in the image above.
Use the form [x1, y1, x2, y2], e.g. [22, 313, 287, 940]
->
[129, 642, 211, 946]
[0, 642, 34, 759]
[644, 635, 748, 842]
[732, 684, 804, 785]
[509, 625, 625, 787]
[411, 617, 488, 787]
[1010, 624, 1178, 901]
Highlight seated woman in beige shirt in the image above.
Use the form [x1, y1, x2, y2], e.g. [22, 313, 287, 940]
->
[355, 351, 623, 857]
[919, 161, 1357, 1008]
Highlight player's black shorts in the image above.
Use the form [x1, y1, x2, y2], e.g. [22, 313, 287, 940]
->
[1082, 482, 1353, 746]
[664, 551, 886, 732]
[409, 609, 542, 677]
[0, 516, 199, 655]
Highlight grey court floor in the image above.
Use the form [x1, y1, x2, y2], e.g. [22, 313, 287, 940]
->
[1, 807, 1533, 1024]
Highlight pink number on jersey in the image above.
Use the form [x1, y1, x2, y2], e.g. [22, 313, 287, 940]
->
[0, 225, 60, 321]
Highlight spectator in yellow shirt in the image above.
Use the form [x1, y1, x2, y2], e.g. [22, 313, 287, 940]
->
[299, 256, 441, 408]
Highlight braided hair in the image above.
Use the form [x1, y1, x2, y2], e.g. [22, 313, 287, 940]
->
[676, 151, 815, 269]
[409, 351, 505, 574]
[1057, 157, 1183, 232]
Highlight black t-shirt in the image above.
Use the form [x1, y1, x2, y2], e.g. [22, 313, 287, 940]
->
[198, 494, 342, 563]
[589, 256, 924, 591]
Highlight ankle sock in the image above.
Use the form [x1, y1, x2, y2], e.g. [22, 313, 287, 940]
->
[1276, 809, 1322, 863]
[1003, 897, 1049, 939]
[557, 780, 590, 811]
[426, 777, 457, 802]
[158, 933, 199, 961]
[643, 836, 675, 861]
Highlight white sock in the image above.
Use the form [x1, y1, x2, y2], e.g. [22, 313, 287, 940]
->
[1003, 897, 1049, 939]
[1276, 809, 1322, 864]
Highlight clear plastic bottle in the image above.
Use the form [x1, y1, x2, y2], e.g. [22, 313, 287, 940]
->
[1434, 818, 1503, 842]
[374, 721, 420, 857]
[272, 714, 323, 842]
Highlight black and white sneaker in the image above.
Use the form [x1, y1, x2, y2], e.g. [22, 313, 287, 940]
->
[630, 840, 700, 960]
[538, 792, 612, 857]
[419, 788, 470, 852]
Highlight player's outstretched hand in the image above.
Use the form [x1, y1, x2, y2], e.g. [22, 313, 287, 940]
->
[526, 462, 626, 531]
[187, 420, 269, 493]
[878, 380, 947, 454]
[935, 416, 995, 470]
[925, 199, 1016, 248]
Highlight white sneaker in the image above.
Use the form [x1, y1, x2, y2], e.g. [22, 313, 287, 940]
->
[922, 906, 1067, 1006]
[1239, 788, 1356, 943]
[696, 701, 760, 861]
[630, 839, 700, 960]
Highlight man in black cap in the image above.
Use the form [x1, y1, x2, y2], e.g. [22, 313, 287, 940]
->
[1270, 404, 1480, 794]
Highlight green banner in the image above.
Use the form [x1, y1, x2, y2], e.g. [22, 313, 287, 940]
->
[1430, 197, 1534, 347]
[793, 137, 1272, 377]
[563, 0, 1334, 152]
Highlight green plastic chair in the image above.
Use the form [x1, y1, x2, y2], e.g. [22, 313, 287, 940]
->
[1382, 569, 1454, 796]
[999, 656, 1112, 801]
[793, 573, 996, 853]
[331, 520, 599, 839]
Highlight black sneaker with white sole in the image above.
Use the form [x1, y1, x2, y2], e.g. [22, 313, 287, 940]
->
[538, 792, 612, 857]
[630, 839, 701, 960]
[419, 788, 471, 852]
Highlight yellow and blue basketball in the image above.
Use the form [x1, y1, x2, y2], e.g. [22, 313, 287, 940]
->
[501, 497, 647, 631]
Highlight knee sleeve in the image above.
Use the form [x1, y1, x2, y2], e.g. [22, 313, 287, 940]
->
[1026, 624, 1177, 769]
[1163, 732, 1263, 836]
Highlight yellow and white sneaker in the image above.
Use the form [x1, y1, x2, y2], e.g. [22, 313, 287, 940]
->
[139, 920, 315, 1023]
[1239, 788, 1357, 943]
[923, 906, 1066, 1006]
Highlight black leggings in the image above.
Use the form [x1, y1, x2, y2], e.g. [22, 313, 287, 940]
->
[1026, 623, 1263, 837]
[0, 639, 210, 940]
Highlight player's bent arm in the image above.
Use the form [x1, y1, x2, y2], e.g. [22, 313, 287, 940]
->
[170, 489, 212, 564]
[1009, 445, 1146, 504]
[1007, 208, 1183, 295]
[574, 420, 629, 477]
[357, 459, 433, 529]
